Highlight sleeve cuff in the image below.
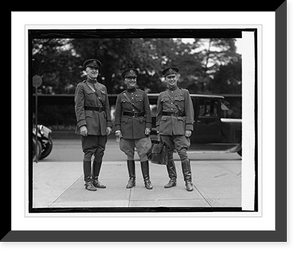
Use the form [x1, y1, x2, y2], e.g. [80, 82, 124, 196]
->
[186, 124, 194, 131]
[77, 119, 87, 128]
[107, 120, 113, 128]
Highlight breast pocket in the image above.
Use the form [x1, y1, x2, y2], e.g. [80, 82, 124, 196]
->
[85, 90, 96, 104]
[134, 95, 144, 110]
[98, 90, 106, 102]
[174, 96, 185, 110]
[161, 97, 171, 110]
[121, 99, 131, 111]
[174, 96, 184, 105]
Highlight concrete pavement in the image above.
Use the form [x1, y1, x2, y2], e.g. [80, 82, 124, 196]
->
[32, 140, 241, 209]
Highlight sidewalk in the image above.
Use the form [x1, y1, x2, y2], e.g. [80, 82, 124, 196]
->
[32, 159, 241, 209]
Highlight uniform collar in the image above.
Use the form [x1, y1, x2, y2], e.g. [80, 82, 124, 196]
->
[127, 87, 137, 93]
[86, 77, 97, 84]
[167, 85, 178, 91]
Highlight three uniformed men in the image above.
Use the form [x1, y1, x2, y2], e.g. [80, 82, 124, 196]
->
[156, 67, 194, 191]
[74, 59, 112, 191]
[75, 61, 194, 192]
[114, 68, 153, 190]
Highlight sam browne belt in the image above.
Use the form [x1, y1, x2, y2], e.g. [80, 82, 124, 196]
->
[123, 111, 145, 117]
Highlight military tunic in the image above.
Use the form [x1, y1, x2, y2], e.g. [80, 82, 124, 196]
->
[156, 87, 194, 135]
[75, 79, 112, 136]
[115, 88, 152, 139]
[115, 88, 152, 161]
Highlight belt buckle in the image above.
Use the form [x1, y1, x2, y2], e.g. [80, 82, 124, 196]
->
[133, 112, 138, 117]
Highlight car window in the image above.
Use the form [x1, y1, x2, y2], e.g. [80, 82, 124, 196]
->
[220, 100, 234, 118]
[198, 99, 219, 118]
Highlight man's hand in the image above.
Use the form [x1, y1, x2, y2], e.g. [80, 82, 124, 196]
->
[115, 130, 122, 138]
[106, 127, 112, 135]
[145, 128, 151, 136]
[185, 130, 192, 138]
[80, 126, 88, 136]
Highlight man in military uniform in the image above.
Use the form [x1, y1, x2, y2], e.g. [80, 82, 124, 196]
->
[114, 68, 153, 190]
[74, 59, 112, 191]
[156, 67, 194, 191]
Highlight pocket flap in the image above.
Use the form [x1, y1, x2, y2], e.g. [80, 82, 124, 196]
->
[121, 117, 128, 123]
[85, 111, 93, 118]
[174, 96, 184, 101]
[161, 97, 169, 102]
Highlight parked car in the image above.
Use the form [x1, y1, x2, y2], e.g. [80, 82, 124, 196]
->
[35, 93, 241, 156]
[32, 124, 53, 161]
[147, 94, 242, 156]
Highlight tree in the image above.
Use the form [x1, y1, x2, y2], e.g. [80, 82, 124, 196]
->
[207, 55, 242, 94]
[188, 38, 240, 94]
[32, 38, 81, 93]
[32, 37, 241, 95]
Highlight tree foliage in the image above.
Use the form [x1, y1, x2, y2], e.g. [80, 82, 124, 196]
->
[32, 37, 241, 95]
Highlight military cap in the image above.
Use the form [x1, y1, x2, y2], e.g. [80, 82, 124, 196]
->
[122, 68, 138, 78]
[162, 67, 179, 77]
[83, 59, 102, 69]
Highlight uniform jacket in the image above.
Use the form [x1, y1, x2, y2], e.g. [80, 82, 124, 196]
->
[115, 88, 152, 139]
[156, 87, 194, 136]
[74, 79, 112, 136]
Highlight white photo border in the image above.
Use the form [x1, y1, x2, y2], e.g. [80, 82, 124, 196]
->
[11, 12, 275, 233]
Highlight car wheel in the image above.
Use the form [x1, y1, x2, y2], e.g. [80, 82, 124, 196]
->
[40, 136, 53, 160]
[33, 138, 42, 161]
[237, 149, 242, 157]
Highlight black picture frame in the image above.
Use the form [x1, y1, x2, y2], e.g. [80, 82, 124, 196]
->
[5, 2, 287, 242]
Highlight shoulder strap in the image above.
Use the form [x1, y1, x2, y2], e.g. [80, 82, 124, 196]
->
[122, 92, 141, 112]
[86, 82, 105, 107]
[164, 90, 183, 113]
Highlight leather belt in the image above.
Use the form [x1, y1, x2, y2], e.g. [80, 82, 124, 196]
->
[123, 111, 145, 117]
[162, 111, 186, 117]
[84, 106, 105, 112]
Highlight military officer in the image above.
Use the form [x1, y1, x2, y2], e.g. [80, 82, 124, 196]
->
[156, 67, 194, 191]
[114, 68, 153, 189]
[74, 59, 112, 191]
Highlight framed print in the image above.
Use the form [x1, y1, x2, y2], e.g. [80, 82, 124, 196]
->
[5, 2, 287, 242]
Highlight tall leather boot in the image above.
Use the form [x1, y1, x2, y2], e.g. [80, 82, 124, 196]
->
[141, 160, 153, 190]
[181, 159, 193, 191]
[164, 160, 177, 188]
[83, 161, 97, 191]
[92, 161, 106, 189]
[126, 160, 136, 188]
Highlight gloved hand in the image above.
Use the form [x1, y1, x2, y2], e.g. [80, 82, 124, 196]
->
[145, 128, 151, 136]
[80, 126, 88, 136]
[115, 130, 122, 138]
[106, 127, 112, 135]
[185, 130, 192, 138]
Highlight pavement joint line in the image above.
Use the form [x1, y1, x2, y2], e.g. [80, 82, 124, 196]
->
[210, 161, 242, 176]
[193, 185, 212, 207]
[127, 188, 132, 207]
[50, 174, 83, 207]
